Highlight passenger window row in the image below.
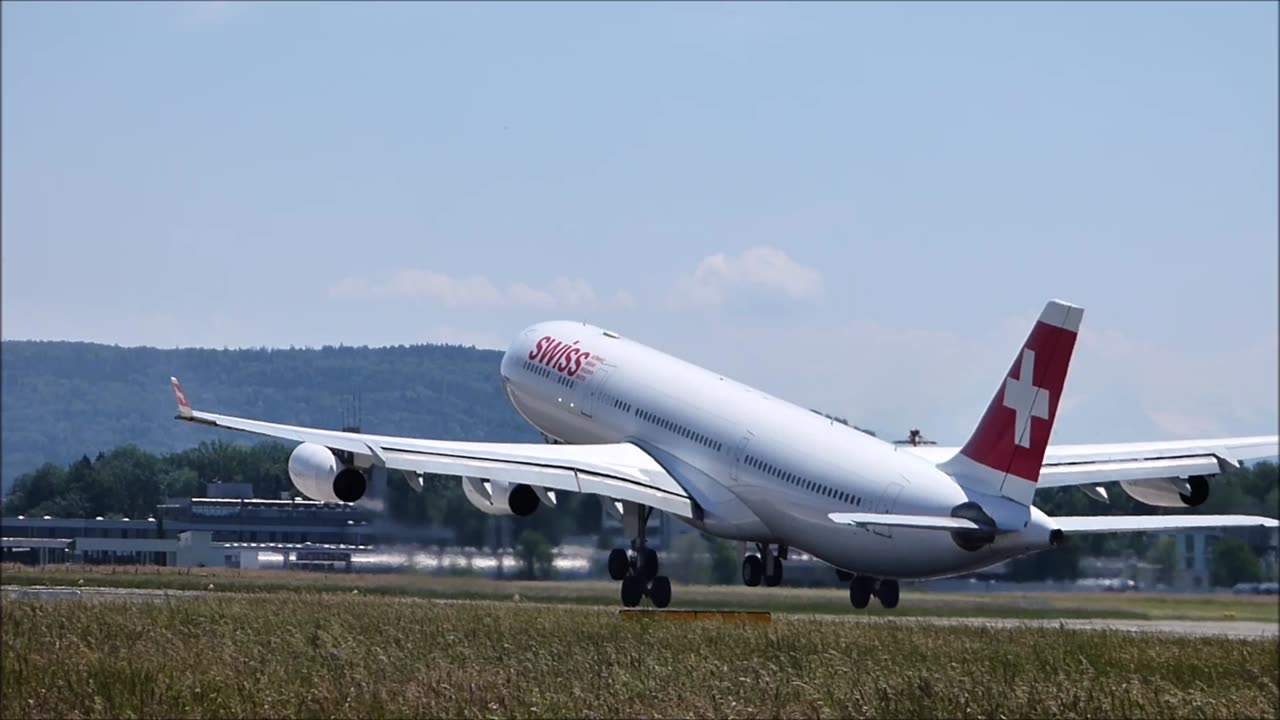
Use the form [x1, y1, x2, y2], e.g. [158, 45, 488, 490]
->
[521, 360, 575, 389]
[745, 454, 862, 507]
[634, 407, 723, 452]
[608, 395, 633, 413]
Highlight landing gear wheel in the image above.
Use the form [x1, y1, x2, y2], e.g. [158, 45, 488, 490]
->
[621, 575, 645, 607]
[764, 556, 784, 587]
[742, 555, 763, 587]
[849, 575, 874, 609]
[649, 576, 672, 608]
[639, 547, 660, 581]
[877, 579, 899, 609]
[607, 548, 629, 581]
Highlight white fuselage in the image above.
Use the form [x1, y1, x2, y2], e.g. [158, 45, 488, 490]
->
[499, 321, 1057, 580]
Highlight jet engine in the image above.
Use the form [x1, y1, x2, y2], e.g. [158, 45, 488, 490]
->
[948, 501, 997, 552]
[1119, 476, 1210, 508]
[460, 477, 554, 517]
[287, 442, 368, 503]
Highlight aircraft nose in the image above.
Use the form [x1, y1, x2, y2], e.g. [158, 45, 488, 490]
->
[502, 325, 540, 377]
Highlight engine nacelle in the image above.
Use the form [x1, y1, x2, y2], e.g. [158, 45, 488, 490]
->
[460, 477, 552, 517]
[1119, 476, 1210, 508]
[287, 442, 368, 503]
[948, 501, 997, 552]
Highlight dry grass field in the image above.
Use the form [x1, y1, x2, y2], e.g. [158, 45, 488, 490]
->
[3, 591, 1277, 719]
[2, 563, 1277, 621]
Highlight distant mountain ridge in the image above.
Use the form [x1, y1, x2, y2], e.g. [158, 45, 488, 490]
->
[0, 340, 539, 490]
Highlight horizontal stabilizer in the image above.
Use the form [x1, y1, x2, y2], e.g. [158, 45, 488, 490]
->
[1052, 514, 1278, 534]
[828, 512, 1003, 532]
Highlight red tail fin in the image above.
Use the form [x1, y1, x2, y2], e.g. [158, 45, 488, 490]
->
[940, 300, 1083, 505]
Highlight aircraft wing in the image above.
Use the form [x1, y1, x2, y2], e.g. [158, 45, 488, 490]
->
[1051, 515, 1279, 534]
[827, 512, 1278, 533]
[903, 435, 1278, 488]
[169, 378, 694, 518]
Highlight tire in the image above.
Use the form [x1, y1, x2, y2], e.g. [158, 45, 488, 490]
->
[621, 575, 645, 607]
[742, 555, 763, 587]
[639, 547, 659, 581]
[849, 575, 874, 609]
[607, 548, 629, 581]
[650, 576, 672, 609]
[877, 579, 899, 609]
[764, 557, 784, 587]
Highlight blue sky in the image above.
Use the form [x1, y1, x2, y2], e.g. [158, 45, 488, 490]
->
[3, 1, 1276, 444]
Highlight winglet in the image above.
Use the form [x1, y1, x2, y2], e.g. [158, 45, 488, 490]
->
[170, 377, 193, 418]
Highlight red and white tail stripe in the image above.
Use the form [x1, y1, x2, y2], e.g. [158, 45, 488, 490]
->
[170, 376, 192, 418]
[940, 300, 1083, 505]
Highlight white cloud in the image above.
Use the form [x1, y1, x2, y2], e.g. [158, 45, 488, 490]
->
[668, 246, 824, 309]
[332, 270, 609, 310]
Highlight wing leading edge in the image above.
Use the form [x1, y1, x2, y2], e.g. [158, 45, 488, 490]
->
[828, 511, 1278, 533]
[169, 378, 694, 518]
[903, 436, 1278, 489]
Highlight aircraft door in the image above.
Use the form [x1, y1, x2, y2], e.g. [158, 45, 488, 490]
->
[580, 363, 615, 418]
[729, 432, 753, 483]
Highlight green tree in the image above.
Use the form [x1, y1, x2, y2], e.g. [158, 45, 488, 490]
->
[666, 533, 712, 584]
[1210, 537, 1262, 587]
[514, 529, 554, 580]
[708, 537, 739, 585]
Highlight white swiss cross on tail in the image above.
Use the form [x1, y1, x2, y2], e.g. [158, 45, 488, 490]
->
[940, 299, 1083, 507]
[1003, 349, 1050, 448]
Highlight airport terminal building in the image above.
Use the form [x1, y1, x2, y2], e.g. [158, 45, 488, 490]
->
[0, 483, 390, 570]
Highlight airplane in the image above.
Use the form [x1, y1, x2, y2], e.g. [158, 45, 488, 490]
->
[168, 299, 1279, 609]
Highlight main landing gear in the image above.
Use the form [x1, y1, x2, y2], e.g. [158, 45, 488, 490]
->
[742, 543, 786, 587]
[607, 503, 672, 608]
[843, 572, 899, 610]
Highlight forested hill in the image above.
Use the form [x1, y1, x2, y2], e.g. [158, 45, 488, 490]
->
[0, 340, 539, 491]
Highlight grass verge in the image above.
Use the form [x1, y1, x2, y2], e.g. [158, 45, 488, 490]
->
[3, 593, 1277, 719]
[2, 563, 1276, 621]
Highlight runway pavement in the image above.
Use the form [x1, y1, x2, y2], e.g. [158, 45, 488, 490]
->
[4, 585, 1277, 639]
[816, 613, 1279, 639]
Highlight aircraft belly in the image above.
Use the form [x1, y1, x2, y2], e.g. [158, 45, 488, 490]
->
[735, 480, 1022, 579]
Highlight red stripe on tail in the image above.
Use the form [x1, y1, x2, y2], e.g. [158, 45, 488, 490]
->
[956, 301, 1082, 486]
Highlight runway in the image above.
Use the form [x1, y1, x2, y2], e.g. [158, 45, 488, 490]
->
[5, 585, 1276, 639]
[821, 613, 1279, 640]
